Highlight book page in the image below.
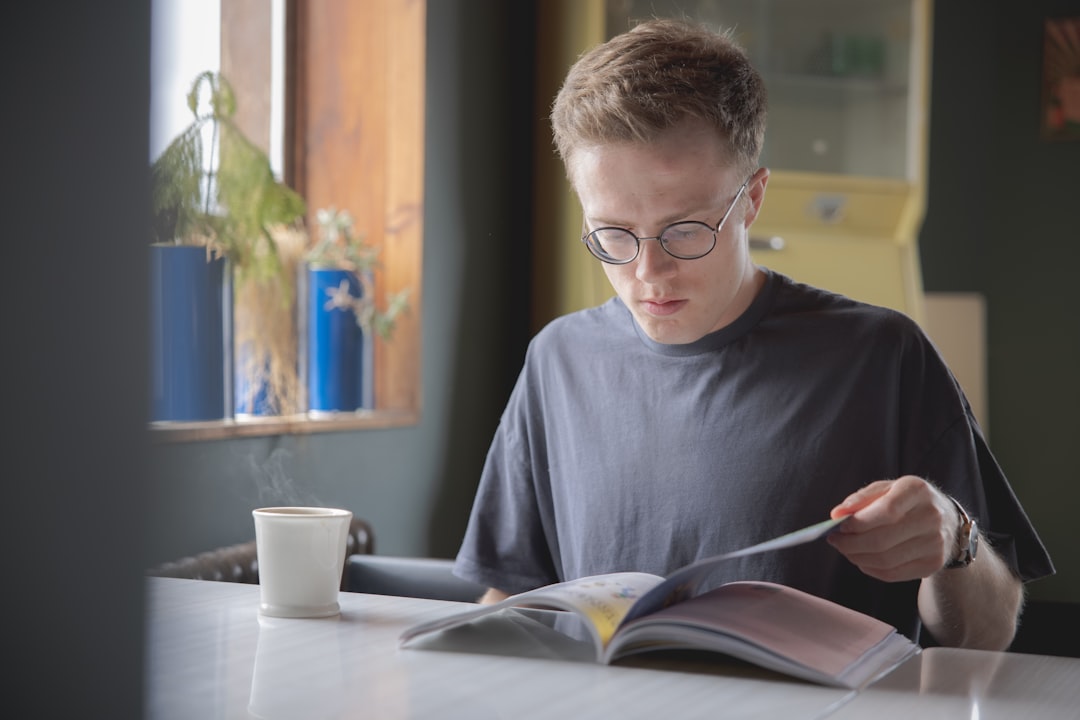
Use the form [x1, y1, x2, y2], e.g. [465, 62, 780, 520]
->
[529, 574, 661, 646]
[399, 572, 662, 656]
[621, 516, 848, 625]
[612, 582, 896, 677]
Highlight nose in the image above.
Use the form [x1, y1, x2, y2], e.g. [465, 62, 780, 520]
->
[634, 236, 677, 282]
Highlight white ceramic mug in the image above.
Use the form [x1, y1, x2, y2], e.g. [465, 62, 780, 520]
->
[252, 507, 352, 618]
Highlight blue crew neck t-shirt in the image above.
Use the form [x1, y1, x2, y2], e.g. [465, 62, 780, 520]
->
[454, 270, 1053, 641]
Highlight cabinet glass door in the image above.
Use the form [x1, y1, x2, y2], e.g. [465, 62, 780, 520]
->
[605, 0, 919, 180]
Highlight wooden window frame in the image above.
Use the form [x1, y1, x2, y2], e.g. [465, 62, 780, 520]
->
[153, 0, 424, 442]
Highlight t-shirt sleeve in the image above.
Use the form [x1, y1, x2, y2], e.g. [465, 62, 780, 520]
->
[905, 325, 1054, 583]
[921, 412, 1054, 583]
[453, 362, 561, 595]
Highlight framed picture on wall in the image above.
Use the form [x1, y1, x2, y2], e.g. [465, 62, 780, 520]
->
[1041, 16, 1080, 140]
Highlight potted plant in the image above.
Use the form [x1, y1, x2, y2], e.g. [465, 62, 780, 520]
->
[304, 207, 409, 414]
[150, 70, 306, 420]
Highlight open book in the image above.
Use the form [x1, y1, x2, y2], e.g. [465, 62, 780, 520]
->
[400, 518, 919, 689]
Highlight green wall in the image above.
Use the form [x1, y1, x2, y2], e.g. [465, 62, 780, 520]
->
[8, 2, 151, 714]
[921, 0, 1080, 602]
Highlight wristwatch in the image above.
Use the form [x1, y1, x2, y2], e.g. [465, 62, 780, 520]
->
[944, 496, 979, 569]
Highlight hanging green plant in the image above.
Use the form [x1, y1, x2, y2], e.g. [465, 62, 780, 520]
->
[151, 70, 308, 416]
[150, 70, 306, 287]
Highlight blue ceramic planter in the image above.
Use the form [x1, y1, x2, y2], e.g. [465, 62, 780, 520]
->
[306, 267, 372, 413]
[149, 245, 230, 422]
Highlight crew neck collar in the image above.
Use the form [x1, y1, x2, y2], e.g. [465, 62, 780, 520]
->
[628, 268, 778, 357]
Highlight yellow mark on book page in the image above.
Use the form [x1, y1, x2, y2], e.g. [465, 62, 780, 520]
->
[544, 574, 660, 646]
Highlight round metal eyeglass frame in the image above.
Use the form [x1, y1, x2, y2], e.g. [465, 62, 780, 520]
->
[581, 178, 751, 265]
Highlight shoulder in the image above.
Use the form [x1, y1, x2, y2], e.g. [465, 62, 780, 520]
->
[527, 298, 631, 359]
[770, 274, 968, 415]
[761, 272, 954, 395]
[765, 271, 926, 348]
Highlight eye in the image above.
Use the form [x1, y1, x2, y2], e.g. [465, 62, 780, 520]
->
[663, 222, 707, 242]
[594, 228, 636, 245]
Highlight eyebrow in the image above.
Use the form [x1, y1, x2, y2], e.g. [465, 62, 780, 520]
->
[586, 206, 713, 230]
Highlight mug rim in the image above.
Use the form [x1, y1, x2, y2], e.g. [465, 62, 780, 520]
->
[252, 506, 352, 518]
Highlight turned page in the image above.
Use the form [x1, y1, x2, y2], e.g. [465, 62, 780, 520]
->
[610, 581, 896, 677]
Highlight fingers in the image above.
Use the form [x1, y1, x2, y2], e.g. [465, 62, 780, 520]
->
[830, 480, 893, 519]
[829, 525, 948, 582]
[831, 476, 932, 530]
[827, 476, 954, 582]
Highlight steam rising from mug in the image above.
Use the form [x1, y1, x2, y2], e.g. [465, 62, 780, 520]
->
[248, 448, 321, 508]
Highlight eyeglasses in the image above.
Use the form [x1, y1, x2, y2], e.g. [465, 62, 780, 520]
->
[581, 178, 751, 265]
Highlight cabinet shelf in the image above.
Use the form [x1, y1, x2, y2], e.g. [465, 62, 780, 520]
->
[766, 71, 909, 98]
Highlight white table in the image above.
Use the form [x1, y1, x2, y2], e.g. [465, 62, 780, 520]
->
[145, 577, 1080, 719]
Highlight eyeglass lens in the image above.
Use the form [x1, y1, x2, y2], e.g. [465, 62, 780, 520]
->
[587, 222, 715, 263]
[583, 178, 750, 265]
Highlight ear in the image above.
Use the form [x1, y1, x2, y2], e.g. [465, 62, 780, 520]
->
[741, 167, 769, 228]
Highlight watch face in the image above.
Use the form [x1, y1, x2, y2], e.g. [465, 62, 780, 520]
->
[945, 499, 977, 569]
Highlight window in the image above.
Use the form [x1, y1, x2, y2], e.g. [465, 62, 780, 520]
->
[151, 0, 424, 441]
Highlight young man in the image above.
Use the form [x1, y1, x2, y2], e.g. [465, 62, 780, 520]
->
[453, 18, 1053, 650]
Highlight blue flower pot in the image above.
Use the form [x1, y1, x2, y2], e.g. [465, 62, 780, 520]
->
[306, 267, 372, 413]
[149, 245, 231, 422]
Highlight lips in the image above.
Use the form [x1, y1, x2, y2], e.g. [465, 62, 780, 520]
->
[641, 298, 688, 316]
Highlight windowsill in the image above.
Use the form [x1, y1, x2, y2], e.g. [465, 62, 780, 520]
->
[150, 409, 419, 443]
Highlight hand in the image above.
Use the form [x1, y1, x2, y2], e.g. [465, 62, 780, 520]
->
[827, 476, 957, 583]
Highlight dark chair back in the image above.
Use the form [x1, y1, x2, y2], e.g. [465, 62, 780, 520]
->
[343, 555, 485, 603]
[148, 516, 375, 589]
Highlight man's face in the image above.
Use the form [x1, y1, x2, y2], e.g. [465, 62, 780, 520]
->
[571, 122, 767, 345]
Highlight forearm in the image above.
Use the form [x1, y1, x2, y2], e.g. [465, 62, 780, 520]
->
[918, 537, 1024, 650]
[828, 476, 1027, 650]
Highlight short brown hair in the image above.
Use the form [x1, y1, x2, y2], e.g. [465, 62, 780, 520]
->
[551, 18, 767, 177]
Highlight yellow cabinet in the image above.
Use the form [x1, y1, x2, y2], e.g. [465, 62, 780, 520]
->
[535, 1, 932, 324]
[748, 171, 926, 318]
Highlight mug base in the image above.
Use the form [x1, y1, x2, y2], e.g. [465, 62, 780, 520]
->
[258, 601, 340, 618]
